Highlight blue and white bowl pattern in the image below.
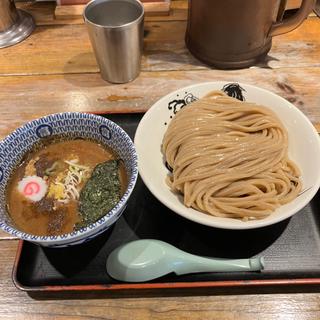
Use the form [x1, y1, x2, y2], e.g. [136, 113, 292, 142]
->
[0, 112, 138, 247]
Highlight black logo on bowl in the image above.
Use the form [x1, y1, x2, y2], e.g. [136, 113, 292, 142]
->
[222, 83, 246, 101]
[99, 125, 112, 140]
[165, 161, 173, 173]
[36, 124, 53, 138]
[165, 92, 198, 125]
[168, 92, 198, 114]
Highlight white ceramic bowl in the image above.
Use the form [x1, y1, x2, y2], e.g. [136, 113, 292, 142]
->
[134, 82, 320, 230]
[0, 112, 138, 247]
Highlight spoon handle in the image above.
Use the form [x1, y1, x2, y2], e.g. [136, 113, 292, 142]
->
[173, 253, 264, 275]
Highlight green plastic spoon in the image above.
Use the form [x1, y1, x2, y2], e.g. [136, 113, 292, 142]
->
[106, 239, 264, 282]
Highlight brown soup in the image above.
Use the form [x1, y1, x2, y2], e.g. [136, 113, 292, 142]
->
[6, 139, 127, 236]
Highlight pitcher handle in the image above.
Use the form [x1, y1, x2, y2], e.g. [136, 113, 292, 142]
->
[269, 0, 315, 37]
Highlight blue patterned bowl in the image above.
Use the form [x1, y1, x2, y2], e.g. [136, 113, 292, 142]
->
[0, 112, 138, 247]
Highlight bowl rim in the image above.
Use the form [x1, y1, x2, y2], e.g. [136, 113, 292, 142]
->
[134, 81, 320, 230]
[0, 112, 138, 245]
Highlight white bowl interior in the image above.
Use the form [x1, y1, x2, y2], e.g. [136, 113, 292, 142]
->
[135, 82, 320, 230]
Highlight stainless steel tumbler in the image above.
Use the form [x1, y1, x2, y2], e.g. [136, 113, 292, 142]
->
[84, 0, 144, 83]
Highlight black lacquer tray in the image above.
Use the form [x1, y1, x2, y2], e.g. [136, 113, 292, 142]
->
[12, 113, 320, 292]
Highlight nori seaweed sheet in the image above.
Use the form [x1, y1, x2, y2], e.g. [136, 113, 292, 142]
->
[77, 160, 121, 228]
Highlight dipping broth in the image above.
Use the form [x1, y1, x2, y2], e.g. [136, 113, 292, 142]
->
[6, 139, 127, 236]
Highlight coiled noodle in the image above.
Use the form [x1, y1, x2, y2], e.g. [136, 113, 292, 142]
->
[162, 91, 302, 220]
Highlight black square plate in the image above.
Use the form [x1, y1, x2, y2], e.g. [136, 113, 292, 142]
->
[12, 113, 320, 292]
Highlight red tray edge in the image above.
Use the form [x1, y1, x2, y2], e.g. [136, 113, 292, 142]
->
[11, 240, 320, 292]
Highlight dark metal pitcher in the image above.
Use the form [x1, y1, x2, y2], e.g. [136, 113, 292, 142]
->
[186, 0, 315, 69]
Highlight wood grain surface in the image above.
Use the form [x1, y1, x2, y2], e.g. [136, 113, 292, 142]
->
[2, 17, 320, 75]
[0, 67, 319, 138]
[1, 1, 320, 319]
[54, 2, 171, 20]
[16, 1, 188, 25]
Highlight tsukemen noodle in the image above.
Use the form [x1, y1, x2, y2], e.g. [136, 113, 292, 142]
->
[162, 91, 302, 220]
[6, 139, 127, 236]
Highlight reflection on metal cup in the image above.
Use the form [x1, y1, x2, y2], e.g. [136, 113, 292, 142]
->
[0, 0, 35, 49]
[0, 0, 19, 33]
[84, 0, 144, 83]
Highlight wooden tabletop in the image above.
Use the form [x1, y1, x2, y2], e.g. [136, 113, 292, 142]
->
[1, 1, 320, 319]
